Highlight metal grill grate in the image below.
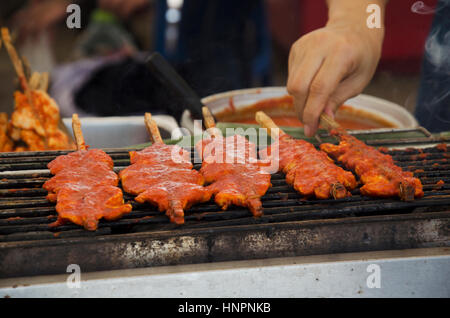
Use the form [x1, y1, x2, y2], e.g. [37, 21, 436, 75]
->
[0, 145, 449, 240]
[0, 139, 449, 278]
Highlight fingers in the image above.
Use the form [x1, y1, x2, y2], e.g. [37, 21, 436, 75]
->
[287, 21, 384, 137]
[287, 42, 325, 124]
[301, 50, 356, 136]
[287, 36, 359, 137]
[322, 73, 367, 117]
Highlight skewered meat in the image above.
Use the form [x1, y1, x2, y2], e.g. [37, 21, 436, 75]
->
[320, 131, 424, 200]
[261, 134, 357, 199]
[11, 90, 73, 151]
[1, 27, 73, 152]
[0, 113, 13, 152]
[119, 113, 211, 225]
[195, 108, 271, 217]
[43, 115, 132, 231]
[256, 112, 356, 199]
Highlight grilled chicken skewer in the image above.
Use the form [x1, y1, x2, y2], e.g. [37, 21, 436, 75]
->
[10, 87, 73, 151]
[256, 111, 357, 199]
[0, 113, 13, 152]
[195, 107, 271, 217]
[0, 35, 13, 152]
[119, 113, 211, 224]
[1, 28, 73, 152]
[43, 114, 132, 231]
[319, 114, 423, 201]
[1, 28, 47, 146]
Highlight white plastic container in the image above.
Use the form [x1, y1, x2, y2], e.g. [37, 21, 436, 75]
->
[62, 115, 182, 148]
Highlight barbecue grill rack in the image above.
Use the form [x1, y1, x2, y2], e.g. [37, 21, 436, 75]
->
[1, 145, 449, 238]
[0, 131, 449, 278]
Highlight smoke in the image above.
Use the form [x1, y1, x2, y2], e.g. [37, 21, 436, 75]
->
[411, 1, 436, 14]
[421, 25, 450, 123]
[409, 1, 450, 73]
[424, 26, 450, 73]
[411, 1, 450, 127]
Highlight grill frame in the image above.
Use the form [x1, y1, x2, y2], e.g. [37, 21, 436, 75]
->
[0, 131, 449, 279]
[1, 211, 449, 278]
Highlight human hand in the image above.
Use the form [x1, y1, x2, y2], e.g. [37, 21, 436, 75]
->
[287, 0, 386, 136]
[12, 0, 70, 43]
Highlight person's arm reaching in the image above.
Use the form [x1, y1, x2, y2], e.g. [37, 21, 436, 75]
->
[287, 0, 388, 136]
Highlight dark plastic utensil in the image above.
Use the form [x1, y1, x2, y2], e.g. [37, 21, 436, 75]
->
[146, 52, 204, 120]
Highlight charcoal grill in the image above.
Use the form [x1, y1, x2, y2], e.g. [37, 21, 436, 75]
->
[0, 128, 449, 281]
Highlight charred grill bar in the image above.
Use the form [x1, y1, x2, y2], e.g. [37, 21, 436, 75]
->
[0, 134, 449, 278]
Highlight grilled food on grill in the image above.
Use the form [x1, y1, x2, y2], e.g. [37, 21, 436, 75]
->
[0, 113, 13, 152]
[320, 129, 424, 200]
[119, 113, 211, 225]
[195, 107, 271, 217]
[43, 114, 132, 231]
[256, 111, 357, 199]
[11, 90, 72, 151]
[1, 27, 73, 152]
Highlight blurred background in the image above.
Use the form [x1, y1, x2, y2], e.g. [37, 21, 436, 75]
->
[0, 0, 437, 121]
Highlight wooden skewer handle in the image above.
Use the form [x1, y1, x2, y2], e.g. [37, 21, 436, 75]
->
[319, 113, 349, 137]
[21, 55, 31, 81]
[202, 107, 221, 138]
[2, 27, 48, 147]
[29, 72, 41, 90]
[144, 113, 163, 144]
[255, 111, 285, 138]
[202, 107, 216, 129]
[39, 72, 49, 92]
[1, 28, 24, 78]
[72, 114, 86, 151]
[319, 113, 341, 130]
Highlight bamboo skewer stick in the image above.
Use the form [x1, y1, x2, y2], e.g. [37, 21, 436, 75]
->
[144, 112, 163, 144]
[202, 106, 222, 138]
[319, 113, 342, 131]
[71, 114, 86, 151]
[0, 29, 24, 84]
[255, 110, 346, 200]
[29, 72, 49, 91]
[255, 111, 286, 139]
[39, 72, 49, 92]
[21, 55, 31, 82]
[29, 72, 41, 90]
[1, 27, 48, 148]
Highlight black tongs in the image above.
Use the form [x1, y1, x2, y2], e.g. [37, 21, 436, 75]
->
[146, 52, 204, 120]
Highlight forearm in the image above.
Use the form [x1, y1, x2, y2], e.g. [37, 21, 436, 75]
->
[326, 0, 388, 52]
[287, 0, 390, 136]
[327, 0, 388, 23]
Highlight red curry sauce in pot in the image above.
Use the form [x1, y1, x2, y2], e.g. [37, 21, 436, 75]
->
[214, 95, 397, 130]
